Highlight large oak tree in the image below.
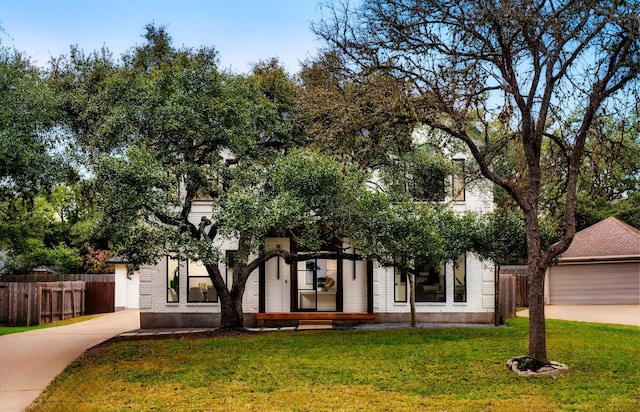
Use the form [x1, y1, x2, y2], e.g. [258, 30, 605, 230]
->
[313, 0, 639, 361]
[54, 25, 369, 329]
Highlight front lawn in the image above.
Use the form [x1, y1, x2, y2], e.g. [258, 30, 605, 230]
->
[28, 317, 639, 411]
[0, 314, 104, 336]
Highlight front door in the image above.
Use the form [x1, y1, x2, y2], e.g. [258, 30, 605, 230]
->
[294, 258, 339, 311]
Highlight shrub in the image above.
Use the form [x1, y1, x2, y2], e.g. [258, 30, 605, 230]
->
[7, 243, 83, 274]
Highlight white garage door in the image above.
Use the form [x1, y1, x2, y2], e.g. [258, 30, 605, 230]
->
[549, 262, 640, 304]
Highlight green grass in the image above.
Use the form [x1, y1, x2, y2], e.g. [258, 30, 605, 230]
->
[28, 318, 639, 411]
[0, 314, 104, 336]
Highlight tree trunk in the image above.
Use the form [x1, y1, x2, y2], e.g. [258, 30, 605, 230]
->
[524, 208, 548, 361]
[408, 271, 416, 327]
[219, 287, 245, 330]
[207, 262, 246, 330]
[527, 262, 547, 361]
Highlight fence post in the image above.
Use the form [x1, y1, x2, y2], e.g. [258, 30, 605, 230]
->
[36, 283, 42, 326]
[27, 284, 31, 326]
[50, 287, 54, 323]
[62, 283, 66, 320]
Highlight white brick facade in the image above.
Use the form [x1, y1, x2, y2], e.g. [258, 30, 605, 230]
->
[139, 168, 496, 327]
[372, 254, 494, 315]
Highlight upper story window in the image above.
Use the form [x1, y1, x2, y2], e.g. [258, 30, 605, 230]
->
[382, 155, 447, 202]
[193, 156, 238, 200]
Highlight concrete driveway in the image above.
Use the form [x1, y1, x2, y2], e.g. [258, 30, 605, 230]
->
[518, 305, 640, 326]
[0, 310, 139, 412]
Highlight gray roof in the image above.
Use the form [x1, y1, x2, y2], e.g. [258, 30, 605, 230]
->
[560, 217, 640, 260]
[105, 256, 130, 264]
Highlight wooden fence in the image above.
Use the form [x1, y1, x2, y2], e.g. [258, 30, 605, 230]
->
[496, 266, 529, 324]
[0, 282, 38, 326]
[0, 281, 84, 326]
[0, 274, 115, 326]
[85, 281, 115, 315]
[39, 281, 85, 324]
[1, 274, 114, 282]
[499, 266, 529, 306]
[497, 275, 516, 324]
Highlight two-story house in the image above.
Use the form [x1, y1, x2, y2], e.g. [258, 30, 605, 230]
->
[135, 150, 495, 329]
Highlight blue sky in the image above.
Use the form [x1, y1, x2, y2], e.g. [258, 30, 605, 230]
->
[0, 0, 324, 74]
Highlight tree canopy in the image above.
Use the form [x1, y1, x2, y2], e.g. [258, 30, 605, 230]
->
[0, 45, 64, 201]
[0, 39, 100, 275]
[0, 184, 105, 274]
[313, 0, 640, 361]
[53, 25, 380, 328]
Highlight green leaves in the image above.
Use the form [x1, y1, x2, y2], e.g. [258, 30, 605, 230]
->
[0, 47, 62, 200]
[379, 142, 453, 202]
[217, 150, 369, 252]
[270, 150, 343, 205]
[91, 144, 180, 263]
[6, 243, 83, 274]
[0, 186, 102, 274]
[55, 25, 314, 268]
[470, 211, 527, 265]
[95, 145, 173, 220]
[352, 195, 458, 272]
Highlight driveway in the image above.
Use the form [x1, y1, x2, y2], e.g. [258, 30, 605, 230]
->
[518, 305, 640, 326]
[0, 309, 139, 412]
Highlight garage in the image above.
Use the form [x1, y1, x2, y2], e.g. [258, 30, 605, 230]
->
[548, 261, 639, 304]
[546, 217, 640, 305]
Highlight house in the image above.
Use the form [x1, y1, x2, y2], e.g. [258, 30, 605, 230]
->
[545, 217, 640, 305]
[136, 160, 496, 329]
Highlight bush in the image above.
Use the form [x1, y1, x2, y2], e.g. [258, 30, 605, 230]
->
[7, 243, 83, 274]
[82, 243, 113, 274]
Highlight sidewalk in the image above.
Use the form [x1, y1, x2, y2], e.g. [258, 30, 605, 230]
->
[517, 305, 640, 326]
[0, 310, 139, 412]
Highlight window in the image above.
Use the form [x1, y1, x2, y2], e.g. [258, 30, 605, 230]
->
[415, 261, 446, 302]
[452, 159, 465, 201]
[394, 268, 408, 302]
[384, 155, 446, 202]
[167, 256, 180, 302]
[454, 254, 466, 302]
[187, 260, 217, 302]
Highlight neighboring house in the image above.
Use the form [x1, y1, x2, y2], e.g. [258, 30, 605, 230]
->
[137, 159, 496, 328]
[545, 217, 640, 305]
[107, 257, 140, 311]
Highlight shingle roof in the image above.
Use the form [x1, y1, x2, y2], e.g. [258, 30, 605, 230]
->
[560, 217, 640, 259]
[105, 256, 130, 264]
